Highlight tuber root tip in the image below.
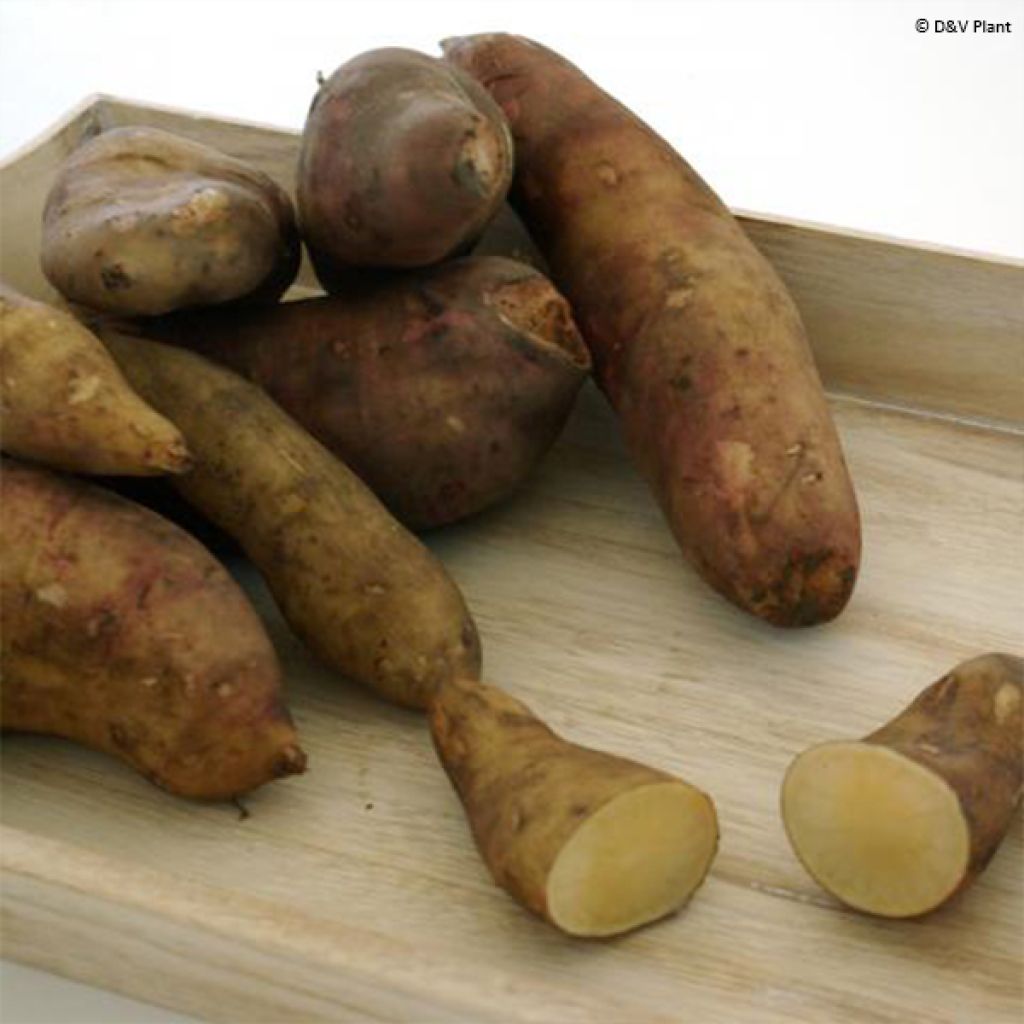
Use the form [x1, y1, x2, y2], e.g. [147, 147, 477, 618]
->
[274, 743, 308, 778]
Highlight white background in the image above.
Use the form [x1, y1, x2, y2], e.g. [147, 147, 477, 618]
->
[0, 0, 1021, 1021]
[2, 0, 1023, 257]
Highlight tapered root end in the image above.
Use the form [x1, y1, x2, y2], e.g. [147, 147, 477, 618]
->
[149, 434, 193, 475]
[439, 36, 482, 60]
[488, 274, 590, 370]
[274, 743, 308, 779]
[740, 550, 858, 628]
[439, 36, 464, 57]
[546, 782, 718, 937]
[440, 33, 528, 59]
[455, 117, 506, 199]
[781, 741, 969, 917]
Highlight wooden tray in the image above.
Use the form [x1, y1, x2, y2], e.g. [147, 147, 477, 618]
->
[2, 96, 1021, 1024]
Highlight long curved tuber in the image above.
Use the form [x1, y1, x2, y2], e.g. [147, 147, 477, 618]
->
[0, 457, 305, 799]
[103, 332, 481, 709]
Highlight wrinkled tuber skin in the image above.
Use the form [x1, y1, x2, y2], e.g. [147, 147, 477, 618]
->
[0, 458, 305, 799]
[42, 126, 300, 316]
[298, 47, 513, 275]
[140, 256, 591, 529]
[0, 282, 190, 475]
[103, 333, 481, 710]
[445, 35, 861, 626]
[865, 653, 1024, 888]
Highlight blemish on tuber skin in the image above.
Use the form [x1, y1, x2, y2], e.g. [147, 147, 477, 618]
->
[34, 583, 69, 608]
[453, 125, 502, 196]
[595, 162, 620, 187]
[664, 288, 692, 310]
[67, 374, 102, 405]
[100, 263, 132, 291]
[993, 682, 1019, 724]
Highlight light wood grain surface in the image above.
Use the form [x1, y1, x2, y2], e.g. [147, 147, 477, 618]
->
[1, 98, 1022, 1024]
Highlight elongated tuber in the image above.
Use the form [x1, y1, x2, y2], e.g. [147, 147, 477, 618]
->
[103, 331, 481, 709]
[0, 457, 305, 798]
[444, 35, 861, 625]
[0, 282, 189, 475]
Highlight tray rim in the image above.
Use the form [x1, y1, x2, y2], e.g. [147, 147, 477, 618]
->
[4, 92, 1021, 271]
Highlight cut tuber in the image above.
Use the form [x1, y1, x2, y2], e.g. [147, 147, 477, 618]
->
[781, 653, 1023, 917]
[430, 677, 718, 937]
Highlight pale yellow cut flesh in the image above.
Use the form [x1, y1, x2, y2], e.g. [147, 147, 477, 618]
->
[781, 741, 970, 917]
[546, 782, 718, 937]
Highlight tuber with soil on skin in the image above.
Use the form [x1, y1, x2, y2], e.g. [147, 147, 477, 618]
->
[781, 653, 1023, 917]
[134, 256, 591, 530]
[444, 35, 861, 626]
[0, 282, 189, 475]
[0, 457, 305, 799]
[41, 126, 300, 316]
[102, 331, 481, 710]
[430, 677, 719, 937]
[298, 47, 513, 278]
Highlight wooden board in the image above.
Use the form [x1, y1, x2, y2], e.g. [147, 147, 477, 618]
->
[1, 97, 1022, 1024]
